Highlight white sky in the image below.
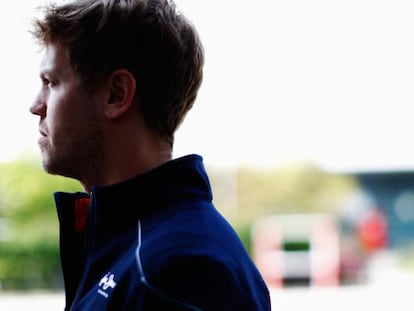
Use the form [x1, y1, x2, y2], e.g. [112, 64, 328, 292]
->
[2, 0, 414, 172]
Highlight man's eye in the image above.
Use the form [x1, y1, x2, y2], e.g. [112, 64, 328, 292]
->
[41, 77, 56, 87]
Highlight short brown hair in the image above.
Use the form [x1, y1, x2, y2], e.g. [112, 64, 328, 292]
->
[32, 0, 204, 145]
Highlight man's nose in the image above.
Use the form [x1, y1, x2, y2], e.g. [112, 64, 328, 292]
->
[30, 94, 46, 116]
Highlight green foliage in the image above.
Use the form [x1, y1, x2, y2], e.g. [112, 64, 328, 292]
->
[236, 162, 358, 219]
[0, 156, 82, 289]
[232, 221, 253, 255]
[0, 241, 61, 290]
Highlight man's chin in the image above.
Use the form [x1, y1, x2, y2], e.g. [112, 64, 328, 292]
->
[40, 155, 57, 175]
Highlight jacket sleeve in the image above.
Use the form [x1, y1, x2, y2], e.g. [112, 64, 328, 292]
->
[139, 255, 271, 311]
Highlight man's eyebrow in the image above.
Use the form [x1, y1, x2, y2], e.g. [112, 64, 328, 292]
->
[39, 69, 53, 79]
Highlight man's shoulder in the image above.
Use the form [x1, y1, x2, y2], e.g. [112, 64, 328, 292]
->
[142, 201, 242, 250]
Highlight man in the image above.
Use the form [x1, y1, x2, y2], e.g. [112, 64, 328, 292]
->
[30, 0, 271, 310]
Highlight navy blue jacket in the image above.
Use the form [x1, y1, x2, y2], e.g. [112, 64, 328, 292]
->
[55, 155, 271, 310]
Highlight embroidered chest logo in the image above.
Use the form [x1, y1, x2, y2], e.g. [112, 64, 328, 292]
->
[97, 272, 117, 298]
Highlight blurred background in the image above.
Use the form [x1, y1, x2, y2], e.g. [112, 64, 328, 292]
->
[1, 0, 414, 309]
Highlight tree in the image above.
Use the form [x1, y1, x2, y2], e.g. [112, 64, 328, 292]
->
[0, 156, 81, 290]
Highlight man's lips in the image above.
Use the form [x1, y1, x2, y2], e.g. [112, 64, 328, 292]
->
[39, 128, 47, 137]
[38, 130, 48, 145]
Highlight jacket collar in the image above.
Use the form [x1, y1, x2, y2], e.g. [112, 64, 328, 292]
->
[55, 154, 212, 233]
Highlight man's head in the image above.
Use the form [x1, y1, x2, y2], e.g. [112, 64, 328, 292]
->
[31, 0, 204, 146]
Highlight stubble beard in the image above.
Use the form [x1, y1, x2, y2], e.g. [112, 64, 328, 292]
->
[41, 126, 104, 184]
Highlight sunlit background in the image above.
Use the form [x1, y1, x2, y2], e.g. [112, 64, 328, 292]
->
[1, 0, 414, 309]
[2, 0, 414, 171]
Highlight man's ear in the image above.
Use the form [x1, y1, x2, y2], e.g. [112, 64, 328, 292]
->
[104, 69, 136, 119]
